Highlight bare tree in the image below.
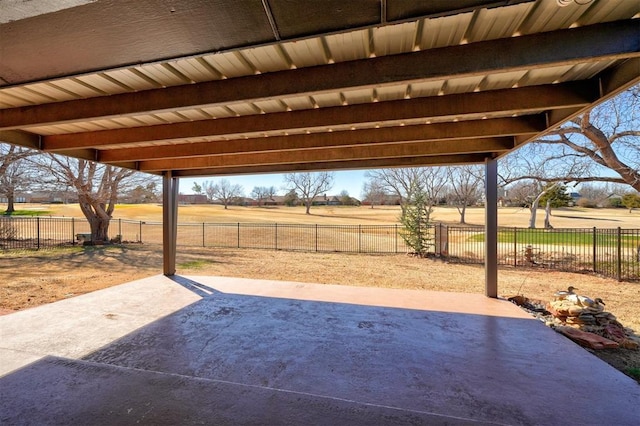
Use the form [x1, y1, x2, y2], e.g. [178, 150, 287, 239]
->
[250, 186, 277, 207]
[283, 172, 334, 214]
[362, 179, 387, 209]
[510, 87, 640, 191]
[446, 165, 484, 224]
[121, 181, 161, 204]
[203, 179, 244, 209]
[503, 179, 565, 229]
[0, 144, 35, 213]
[364, 168, 425, 214]
[420, 167, 448, 209]
[39, 155, 137, 242]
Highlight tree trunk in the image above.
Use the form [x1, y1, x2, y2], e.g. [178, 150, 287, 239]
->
[88, 216, 110, 243]
[528, 204, 538, 229]
[305, 201, 311, 214]
[459, 205, 467, 224]
[544, 200, 553, 229]
[78, 197, 112, 243]
[5, 192, 15, 214]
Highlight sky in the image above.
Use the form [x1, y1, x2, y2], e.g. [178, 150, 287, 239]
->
[180, 170, 369, 198]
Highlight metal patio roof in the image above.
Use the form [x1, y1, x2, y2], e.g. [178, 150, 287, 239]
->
[1, 0, 639, 177]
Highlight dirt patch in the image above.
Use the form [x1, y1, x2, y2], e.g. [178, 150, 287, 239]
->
[1, 244, 638, 382]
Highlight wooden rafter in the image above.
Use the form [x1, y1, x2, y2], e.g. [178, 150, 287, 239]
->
[41, 82, 591, 151]
[1, 20, 637, 130]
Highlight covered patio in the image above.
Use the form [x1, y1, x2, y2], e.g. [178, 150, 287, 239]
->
[1, 275, 639, 424]
[1, 0, 640, 424]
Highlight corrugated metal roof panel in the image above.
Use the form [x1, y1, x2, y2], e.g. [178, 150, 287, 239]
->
[200, 106, 235, 118]
[152, 111, 190, 123]
[516, 64, 575, 87]
[342, 88, 375, 104]
[135, 64, 190, 87]
[72, 120, 114, 131]
[575, 0, 640, 26]
[21, 82, 79, 102]
[178, 109, 211, 121]
[282, 38, 329, 67]
[0, 88, 45, 106]
[207, 51, 258, 79]
[418, 12, 473, 50]
[410, 80, 445, 98]
[281, 95, 315, 111]
[559, 60, 618, 82]
[476, 70, 528, 91]
[74, 74, 132, 95]
[24, 126, 57, 136]
[227, 103, 262, 116]
[517, 0, 586, 35]
[324, 29, 371, 63]
[372, 22, 418, 56]
[241, 45, 293, 73]
[441, 76, 485, 95]
[168, 58, 222, 83]
[50, 78, 105, 98]
[311, 93, 344, 108]
[376, 84, 409, 102]
[253, 99, 288, 114]
[464, 2, 534, 43]
[128, 114, 170, 126]
[101, 69, 158, 91]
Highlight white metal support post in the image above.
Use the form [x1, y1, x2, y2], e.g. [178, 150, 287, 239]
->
[163, 171, 179, 276]
[485, 157, 498, 298]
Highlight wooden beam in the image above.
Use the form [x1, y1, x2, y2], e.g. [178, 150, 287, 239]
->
[98, 117, 541, 163]
[138, 137, 513, 172]
[172, 153, 490, 177]
[43, 82, 589, 151]
[1, 20, 636, 130]
[0, 130, 41, 150]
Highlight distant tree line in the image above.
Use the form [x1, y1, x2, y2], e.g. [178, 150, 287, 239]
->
[1, 87, 638, 242]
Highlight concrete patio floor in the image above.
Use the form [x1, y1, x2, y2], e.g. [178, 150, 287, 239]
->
[1, 275, 638, 425]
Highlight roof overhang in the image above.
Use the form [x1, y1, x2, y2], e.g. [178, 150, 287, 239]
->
[1, 0, 639, 177]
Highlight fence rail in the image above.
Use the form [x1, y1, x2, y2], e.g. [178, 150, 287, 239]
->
[1, 216, 639, 281]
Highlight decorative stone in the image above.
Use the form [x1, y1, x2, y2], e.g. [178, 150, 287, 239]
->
[555, 326, 619, 350]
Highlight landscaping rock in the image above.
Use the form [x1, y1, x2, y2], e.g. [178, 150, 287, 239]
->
[555, 326, 619, 349]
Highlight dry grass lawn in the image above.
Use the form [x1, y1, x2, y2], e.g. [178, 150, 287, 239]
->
[1, 203, 639, 380]
[1, 244, 637, 330]
[21, 203, 640, 228]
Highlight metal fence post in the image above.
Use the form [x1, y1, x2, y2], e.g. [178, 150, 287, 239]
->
[203, 222, 206, 247]
[36, 217, 40, 250]
[395, 224, 398, 253]
[617, 227, 622, 281]
[315, 224, 318, 252]
[118, 218, 122, 238]
[139, 221, 143, 243]
[72, 217, 75, 245]
[275, 223, 278, 250]
[513, 227, 517, 267]
[358, 225, 361, 253]
[592, 227, 597, 273]
[237, 223, 240, 248]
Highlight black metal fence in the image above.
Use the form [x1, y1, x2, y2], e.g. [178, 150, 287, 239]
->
[2, 216, 639, 281]
[433, 224, 640, 281]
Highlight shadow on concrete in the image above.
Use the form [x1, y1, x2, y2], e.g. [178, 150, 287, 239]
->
[1, 276, 639, 425]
